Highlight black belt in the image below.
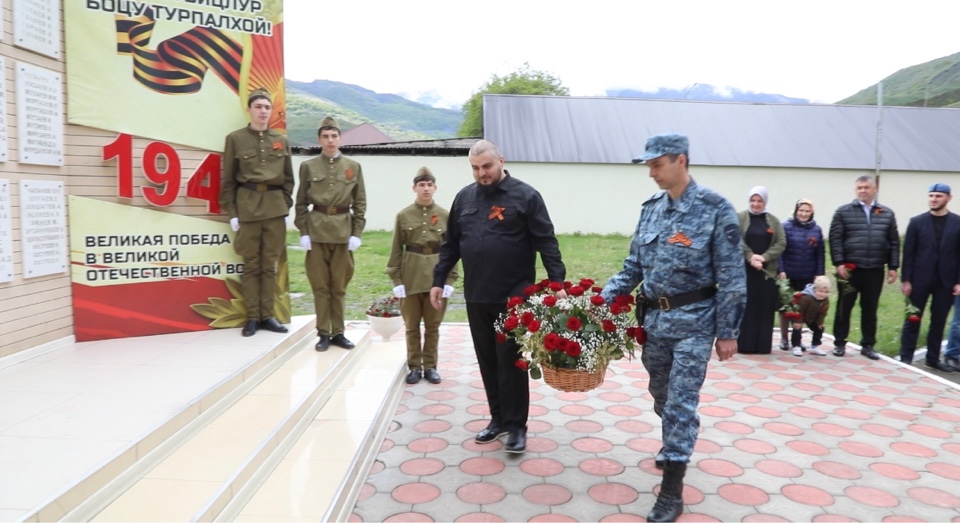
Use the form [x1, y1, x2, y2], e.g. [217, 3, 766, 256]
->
[405, 244, 439, 255]
[640, 286, 717, 311]
[240, 182, 283, 192]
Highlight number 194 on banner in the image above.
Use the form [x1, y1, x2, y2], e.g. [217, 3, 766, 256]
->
[104, 133, 222, 214]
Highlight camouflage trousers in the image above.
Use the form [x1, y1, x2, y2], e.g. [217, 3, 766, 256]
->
[641, 334, 712, 463]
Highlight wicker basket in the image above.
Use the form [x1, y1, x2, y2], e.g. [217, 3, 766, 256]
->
[540, 363, 605, 392]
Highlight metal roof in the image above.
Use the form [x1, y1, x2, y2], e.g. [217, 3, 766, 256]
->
[483, 95, 960, 171]
[339, 123, 394, 146]
[293, 137, 478, 157]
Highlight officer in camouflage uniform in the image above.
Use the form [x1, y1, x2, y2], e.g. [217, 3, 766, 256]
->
[601, 134, 746, 523]
[219, 88, 294, 337]
[386, 167, 458, 385]
[295, 116, 367, 351]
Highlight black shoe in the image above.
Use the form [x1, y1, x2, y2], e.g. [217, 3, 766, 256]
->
[505, 429, 527, 454]
[405, 369, 422, 384]
[947, 357, 960, 371]
[655, 447, 665, 470]
[330, 333, 355, 349]
[926, 361, 956, 373]
[832, 346, 846, 357]
[860, 347, 880, 360]
[259, 317, 288, 333]
[241, 320, 258, 337]
[648, 461, 686, 522]
[424, 368, 441, 384]
[475, 423, 508, 444]
[315, 335, 331, 352]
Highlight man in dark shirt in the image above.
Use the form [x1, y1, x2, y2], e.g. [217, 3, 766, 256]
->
[430, 140, 566, 454]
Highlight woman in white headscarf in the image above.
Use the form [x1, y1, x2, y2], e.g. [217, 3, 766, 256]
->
[736, 186, 786, 354]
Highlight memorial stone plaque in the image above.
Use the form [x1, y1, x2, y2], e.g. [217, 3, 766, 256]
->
[16, 62, 63, 166]
[13, 0, 60, 58]
[0, 180, 12, 282]
[20, 180, 66, 278]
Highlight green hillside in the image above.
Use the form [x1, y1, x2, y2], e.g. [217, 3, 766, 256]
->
[838, 51, 960, 108]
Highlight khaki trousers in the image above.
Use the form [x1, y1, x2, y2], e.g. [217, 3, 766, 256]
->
[401, 292, 447, 370]
[306, 243, 354, 335]
[234, 216, 286, 320]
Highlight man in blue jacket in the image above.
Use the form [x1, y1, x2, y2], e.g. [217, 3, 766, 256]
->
[898, 183, 960, 372]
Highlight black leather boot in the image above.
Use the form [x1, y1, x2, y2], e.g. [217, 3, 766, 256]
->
[647, 461, 686, 522]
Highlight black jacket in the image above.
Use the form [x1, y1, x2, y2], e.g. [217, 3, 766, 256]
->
[433, 171, 566, 303]
[828, 200, 899, 270]
[901, 211, 960, 290]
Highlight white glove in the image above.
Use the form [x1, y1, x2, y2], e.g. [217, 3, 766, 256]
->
[442, 285, 454, 298]
[299, 235, 312, 251]
[348, 236, 362, 251]
[229, 217, 239, 232]
[393, 285, 406, 298]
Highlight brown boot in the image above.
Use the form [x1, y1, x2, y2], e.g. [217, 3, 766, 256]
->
[647, 461, 686, 522]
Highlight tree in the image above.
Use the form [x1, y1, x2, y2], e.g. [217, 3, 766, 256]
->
[458, 63, 570, 137]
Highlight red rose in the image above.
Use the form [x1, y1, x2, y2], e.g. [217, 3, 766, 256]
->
[592, 286, 603, 293]
[520, 311, 535, 326]
[523, 285, 539, 296]
[566, 317, 583, 331]
[542, 295, 557, 307]
[626, 327, 637, 338]
[622, 305, 632, 313]
[579, 278, 595, 287]
[544, 333, 562, 350]
[528, 320, 541, 333]
[602, 319, 616, 333]
[615, 295, 630, 306]
[496, 332, 507, 344]
[610, 303, 623, 315]
[568, 286, 584, 297]
[792, 293, 802, 304]
[507, 296, 525, 309]
[539, 278, 551, 286]
[908, 315, 921, 323]
[515, 359, 529, 371]
[591, 295, 606, 306]
[504, 315, 519, 331]
[566, 341, 582, 357]
[844, 263, 856, 270]
[548, 281, 564, 292]
[563, 281, 573, 289]
[635, 326, 648, 345]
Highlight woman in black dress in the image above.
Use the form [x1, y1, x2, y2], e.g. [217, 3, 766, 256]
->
[736, 186, 786, 354]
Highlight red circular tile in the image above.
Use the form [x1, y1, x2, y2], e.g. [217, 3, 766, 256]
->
[462, 439, 503, 452]
[793, 382, 824, 392]
[770, 394, 803, 404]
[891, 442, 937, 458]
[694, 438, 722, 454]
[699, 393, 717, 403]
[588, 482, 638, 505]
[906, 487, 960, 508]
[790, 406, 828, 419]
[420, 403, 454, 416]
[927, 462, 960, 480]
[727, 393, 761, 404]
[910, 385, 943, 395]
[616, 420, 655, 434]
[697, 458, 743, 477]
[853, 394, 889, 407]
[849, 374, 879, 383]
[580, 457, 625, 476]
[400, 458, 445, 476]
[879, 409, 918, 421]
[523, 483, 572, 506]
[813, 460, 862, 480]
[759, 362, 788, 371]
[810, 372, 841, 382]
[737, 371, 767, 380]
[566, 420, 603, 433]
[369, 461, 385, 475]
[944, 443, 960, 456]
[519, 457, 565, 477]
[459, 457, 505, 476]
[393, 482, 441, 504]
[572, 437, 614, 453]
[607, 405, 642, 417]
[599, 391, 632, 403]
[384, 512, 433, 522]
[927, 411, 960, 422]
[700, 405, 736, 417]
[838, 441, 884, 457]
[896, 396, 931, 407]
[530, 391, 545, 402]
[869, 385, 902, 395]
[466, 404, 490, 416]
[715, 421, 754, 434]
[357, 482, 376, 501]
[457, 482, 506, 504]
[734, 438, 776, 455]
[775, 371, 805, 381]
[909, 424, 951, 439]
[414, 419, 452, 434]
[786, 440, 830, 456]
[755, 382, 785, 392]
[811, 422, 854, 437]
[526, 437, 559, 453]
[717, 483, 769, 505]
[626, 437, 662, 453]
[529, 515, 577, 522]
[743, 516, 789, 522]
[764, 422, 803, 436]
[834, 407, 871, 420]
[782, 484, 834, 506]
[556, 391, 588, 402]
[469, 379, 486, 389]
[860, 423, 902, 438]
[455, 513, 505, 522]
[845, 486, 899, 507]
[381, 439, 395, 452]
[869, 462, 920, 480]
[744, 406, 781, 418]
[715, 381, 744, 391]
[527, 420, 553, 433]
[560, 404, 595, 416]
[811, 516, 856, 523]
[832, 383, 864, 393]
[756, 459, 802, 478]
[811, 394, 844, 406]
[395, 404, 408, 415]
[467, 391, 488, 402]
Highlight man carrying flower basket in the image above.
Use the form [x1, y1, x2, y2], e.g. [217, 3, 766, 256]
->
[431, 140, 566, 455]
[600, 134, 746, 523]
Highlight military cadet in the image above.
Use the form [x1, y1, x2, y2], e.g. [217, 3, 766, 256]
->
[294, 116, 367, 351]
[386, 167, 458, 385]
[219, 88, 294, 337]
[601, 134, 746, 522]
[431, 140, 566, 455]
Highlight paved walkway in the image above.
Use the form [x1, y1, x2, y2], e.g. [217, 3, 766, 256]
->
[351, 324, 960, 522]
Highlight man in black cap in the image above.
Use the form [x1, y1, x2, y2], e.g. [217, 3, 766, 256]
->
[219, 88, 294, 337]
[898, 183, 960, 372]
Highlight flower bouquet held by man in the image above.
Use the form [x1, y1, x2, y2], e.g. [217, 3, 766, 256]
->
[496, 278, 641, 392]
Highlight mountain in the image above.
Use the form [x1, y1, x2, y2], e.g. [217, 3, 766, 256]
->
[607, 85, 809, 104]
[838, 51, 960, 107]
[284, 79, 462, 147]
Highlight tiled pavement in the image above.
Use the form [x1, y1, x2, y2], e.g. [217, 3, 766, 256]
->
[352, 324, 960, 522]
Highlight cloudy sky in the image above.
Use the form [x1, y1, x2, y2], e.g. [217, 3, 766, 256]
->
[283, 0, 960, 109]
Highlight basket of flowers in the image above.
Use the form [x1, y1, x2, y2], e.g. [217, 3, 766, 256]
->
[496, 278, 643, 392]
[366, 294, 402, 341]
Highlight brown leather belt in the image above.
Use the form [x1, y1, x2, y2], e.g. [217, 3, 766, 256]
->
[241, 182, 283, 192]
[315, 204, 350, 215]
[405, 244, 439, 255]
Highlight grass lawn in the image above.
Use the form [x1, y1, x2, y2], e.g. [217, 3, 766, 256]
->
[286, 230, 925, 357]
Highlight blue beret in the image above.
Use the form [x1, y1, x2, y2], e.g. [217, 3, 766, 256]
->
[929, 183, 951, 195]
[632, 133, 689, 163]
